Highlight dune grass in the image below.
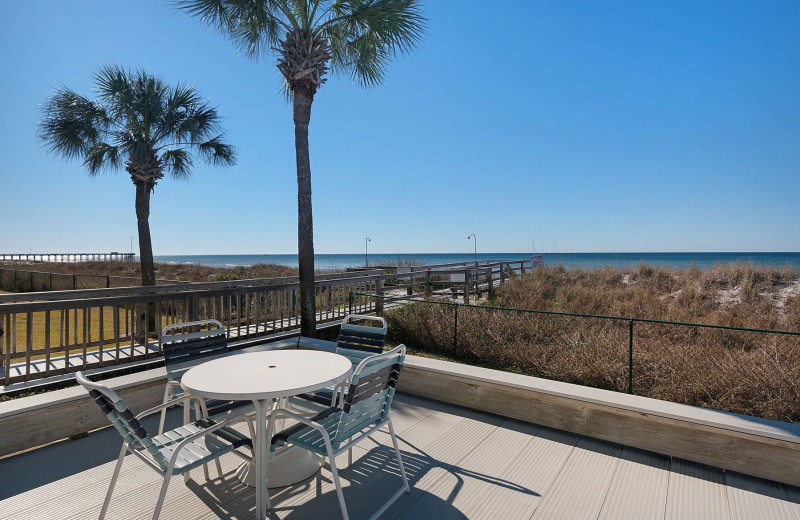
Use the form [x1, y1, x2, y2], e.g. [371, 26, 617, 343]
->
[386, 263, 800, 423]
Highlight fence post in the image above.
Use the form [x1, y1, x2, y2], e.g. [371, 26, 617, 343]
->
[500, 263, 506, 287]
[375, 277, 384, 314]
[106, 275, 110, 288]
[453, 303, 459, 352]
[520, 261, 526, 274]
[487, 268, 494, 299]
[190, 293, 200, 321]
[73, 274, 77, 290]
[627, 319, 634, 394]
[463, 270, 470, 304]
[349, 290, 353, 316]
[425, 270, 432, 298]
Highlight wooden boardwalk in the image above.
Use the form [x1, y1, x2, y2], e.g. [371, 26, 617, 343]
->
[1, 393, 799, 519]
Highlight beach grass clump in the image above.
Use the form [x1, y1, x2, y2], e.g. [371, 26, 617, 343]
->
[386, 262, 800, 423]
[0, 261, 298, 286]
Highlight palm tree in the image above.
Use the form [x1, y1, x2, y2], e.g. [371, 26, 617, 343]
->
[178, 0, 425, 337]
[39, 65, 236, 287]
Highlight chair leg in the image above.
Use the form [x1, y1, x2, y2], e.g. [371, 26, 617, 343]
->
[388, 420, 410, 493]
[152, 471, 172, 520]
[99, 444, 127, 520]
[327, 447, 350, 520]
[158, 386, 171, 435]
[348, 446, 353, 467]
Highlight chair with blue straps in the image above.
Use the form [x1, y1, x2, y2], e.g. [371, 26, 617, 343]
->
[159, 320, 255, 437]
[296, 314, 387, 408]
[75, 371, 253, 520]
[268, 344, 409, 520]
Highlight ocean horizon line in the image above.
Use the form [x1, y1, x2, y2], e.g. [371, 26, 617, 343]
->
[148, 252, 800, 271]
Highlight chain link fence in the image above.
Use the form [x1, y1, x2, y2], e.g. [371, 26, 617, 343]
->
[366, 293, 800, 424]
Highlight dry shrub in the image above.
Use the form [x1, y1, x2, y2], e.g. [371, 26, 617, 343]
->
[0, 261, 298, 283]
[387, 263, 800, 423]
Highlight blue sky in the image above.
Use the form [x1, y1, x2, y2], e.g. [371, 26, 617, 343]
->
[2, 1, 799, 254]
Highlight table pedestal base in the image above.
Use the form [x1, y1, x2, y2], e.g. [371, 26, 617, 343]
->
[236, 447, 323, 489]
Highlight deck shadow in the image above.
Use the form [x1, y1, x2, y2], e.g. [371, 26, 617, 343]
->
[0, 409, 184, 500]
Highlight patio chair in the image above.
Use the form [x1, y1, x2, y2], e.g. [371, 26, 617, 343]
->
[75, 371, 253, 520]
[296, 314, 387, 408]
[268, 344, 409, 520]
[159, 320, 255, 435]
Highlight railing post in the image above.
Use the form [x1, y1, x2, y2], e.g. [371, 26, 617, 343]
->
[453, 303, 459, 352]
[425, 270, 432, 298]
[520, 261, 526, 274]
[500, 262, 506, 287]
[375, 277, 384, 314]
[349, 290, 354, 316]
[463, 270, 470, 304]
[72, 274, 77, 290]
[106, 275, 110, 288]
[190, 293, 200, 321]
[487, 268, 494, 300]
[627, 319, 634, 394]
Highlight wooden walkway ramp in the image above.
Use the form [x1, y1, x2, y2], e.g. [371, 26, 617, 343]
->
[1, 394, 799, 519]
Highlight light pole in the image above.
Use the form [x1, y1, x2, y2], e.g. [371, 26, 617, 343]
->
[365, 237, 371, 267]
[467, 233, 477, 265]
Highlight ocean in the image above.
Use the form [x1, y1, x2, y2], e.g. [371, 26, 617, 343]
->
[152, 252, 800, 271]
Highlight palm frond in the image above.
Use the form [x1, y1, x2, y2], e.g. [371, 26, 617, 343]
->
[161, 147, 194, 179]
[198, 134, 237, 166]
[324, 0, 425, 87]
[41, 64, 235, 183]
[176, 0, 290, 58]
[38, 86, 110, 159]
[83, 142, 121, 175]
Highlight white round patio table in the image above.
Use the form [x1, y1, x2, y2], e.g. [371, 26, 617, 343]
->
[181, 349, 352, 520]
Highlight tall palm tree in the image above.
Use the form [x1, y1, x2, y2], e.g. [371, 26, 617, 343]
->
[39, 65, 236, 287]
[179, 0, 425, 337]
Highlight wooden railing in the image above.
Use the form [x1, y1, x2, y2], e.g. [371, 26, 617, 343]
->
[0, 260, 530, 385]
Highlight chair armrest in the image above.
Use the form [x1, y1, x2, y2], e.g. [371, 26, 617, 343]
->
[135, 395, 195, 420]
[268, 408, 336, 449]
[167, 414, 253, 468]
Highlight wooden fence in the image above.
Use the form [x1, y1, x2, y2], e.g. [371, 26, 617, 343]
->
[0, 260, 530, 386]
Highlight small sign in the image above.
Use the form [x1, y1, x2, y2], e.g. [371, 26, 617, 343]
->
[450, 273, 465, 282]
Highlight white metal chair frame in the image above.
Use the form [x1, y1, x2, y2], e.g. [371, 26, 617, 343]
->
[76, 371, 253, 520]
[158, 319, 255, 439]
[267, 345, 409, 520]
[295, 314, 389, 409]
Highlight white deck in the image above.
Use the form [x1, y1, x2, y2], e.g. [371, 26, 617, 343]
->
[1, 393, 799, 519]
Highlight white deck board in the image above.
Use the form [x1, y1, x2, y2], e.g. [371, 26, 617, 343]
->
[597, 446, 670, 520]
[529, 437, 621, 520]
[725, 471, 800, 520]
[2, 393, 800, 520]
[665, 459, 730, 520]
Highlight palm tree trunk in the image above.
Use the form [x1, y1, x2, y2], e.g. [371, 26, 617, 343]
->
[135, 183, 156, 287]
[293, 85, 317, 337]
